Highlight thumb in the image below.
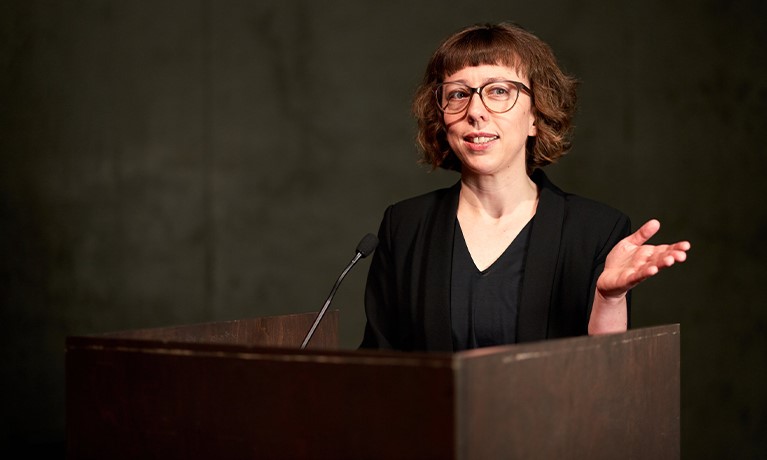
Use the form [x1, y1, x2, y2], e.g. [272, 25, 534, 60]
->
[625, 219, 660, 246]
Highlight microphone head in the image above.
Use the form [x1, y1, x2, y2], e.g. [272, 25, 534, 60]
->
[355, 233, 379, 258]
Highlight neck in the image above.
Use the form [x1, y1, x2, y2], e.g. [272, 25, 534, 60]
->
[459, 170, 538, 219]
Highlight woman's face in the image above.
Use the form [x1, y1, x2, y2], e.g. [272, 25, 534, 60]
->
[442, 64, 536, 178]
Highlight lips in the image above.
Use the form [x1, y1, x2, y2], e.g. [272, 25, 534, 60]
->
[464, 133, 499, 145]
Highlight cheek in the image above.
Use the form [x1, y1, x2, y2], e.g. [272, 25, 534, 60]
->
[515, 110, 537, 137]
[443, 113, 460, 130]
[444, 126, 466, 156]
[445, 129, 461, 151]
[444, 119, 462, 141]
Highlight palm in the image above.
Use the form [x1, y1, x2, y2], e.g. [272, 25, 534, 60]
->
[597, 220, 690, 299]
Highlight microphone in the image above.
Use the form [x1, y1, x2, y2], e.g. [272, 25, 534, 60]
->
[300, 233, 379, 349]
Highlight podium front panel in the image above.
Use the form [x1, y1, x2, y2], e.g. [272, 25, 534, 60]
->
[68, 316, 679, 459]
[454, 324, 680, 460]
[67, 313, 457, 459]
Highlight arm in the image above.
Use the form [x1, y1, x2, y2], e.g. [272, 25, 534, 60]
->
[588, 219, 691, 335]
[359, 206, 398, 349]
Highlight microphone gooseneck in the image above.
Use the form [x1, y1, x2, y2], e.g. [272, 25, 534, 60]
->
[300, 233, 379, 350]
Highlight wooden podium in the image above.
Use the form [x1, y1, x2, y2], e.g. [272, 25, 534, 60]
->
[66, 313, 679, 459]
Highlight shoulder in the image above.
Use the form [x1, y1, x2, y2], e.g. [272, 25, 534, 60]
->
[534, 169, 628, 227]
[533, 170, 630, 246]
[385, 182, 459, 223]
[373, 182, 460, 250]
[563, 193, 628, 227]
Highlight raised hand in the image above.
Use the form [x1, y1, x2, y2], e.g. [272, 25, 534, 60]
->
[596, 219, 691, 300]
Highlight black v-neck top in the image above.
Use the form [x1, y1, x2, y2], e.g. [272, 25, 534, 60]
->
[450, 218, 534, 350]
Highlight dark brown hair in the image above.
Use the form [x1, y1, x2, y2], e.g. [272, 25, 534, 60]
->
[413, 23, 578, 172]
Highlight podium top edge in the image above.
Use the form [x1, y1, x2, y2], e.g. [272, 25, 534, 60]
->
[68, 311, 334, 338]
[66, 324, 679, 366]
[453, 323, 680, 361]
[65, 337, 456, 367]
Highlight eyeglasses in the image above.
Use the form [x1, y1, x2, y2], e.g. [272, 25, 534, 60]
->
[435, 80, 532, 114]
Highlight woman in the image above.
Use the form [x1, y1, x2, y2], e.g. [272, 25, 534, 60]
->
[359, 23, 689, 352]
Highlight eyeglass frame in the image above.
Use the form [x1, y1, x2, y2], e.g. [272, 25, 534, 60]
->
[434, 80, 533, 114]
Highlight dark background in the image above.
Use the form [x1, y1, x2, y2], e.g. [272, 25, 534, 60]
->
[1, 0, 765, 457]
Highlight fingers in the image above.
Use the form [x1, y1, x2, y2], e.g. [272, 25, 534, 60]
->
[672, 247, 688, 263]
[647, 243, 690, 275]
[626, 219, 661, 246]
[663, 241, 691, 264]
[662, 255, 676, 266]
[626, 220, 691, 256]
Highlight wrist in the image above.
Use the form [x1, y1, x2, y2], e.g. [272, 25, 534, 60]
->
[589, 289, 628, 335]
[595, 288, 627, 306]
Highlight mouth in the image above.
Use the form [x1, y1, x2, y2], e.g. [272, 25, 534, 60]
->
[465, 135, 499, 145]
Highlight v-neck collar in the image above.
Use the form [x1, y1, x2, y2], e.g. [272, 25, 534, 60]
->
[419, 169, 565, 350]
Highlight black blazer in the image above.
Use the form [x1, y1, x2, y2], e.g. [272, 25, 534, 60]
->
[360, 170, 631, 352]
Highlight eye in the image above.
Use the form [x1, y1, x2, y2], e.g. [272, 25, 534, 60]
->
[447, 89, 470, 100]
[485, 84, 512, 99]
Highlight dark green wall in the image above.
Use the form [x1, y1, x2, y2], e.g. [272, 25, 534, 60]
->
[1, 0, 765, 457]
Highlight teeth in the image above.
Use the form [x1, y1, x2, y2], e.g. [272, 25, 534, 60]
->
[470, 136, 497, 144]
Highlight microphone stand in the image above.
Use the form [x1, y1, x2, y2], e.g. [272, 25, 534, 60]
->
[300, 251, 363, 350]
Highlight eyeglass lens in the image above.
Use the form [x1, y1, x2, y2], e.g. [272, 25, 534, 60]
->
[437, 81, 522, 114]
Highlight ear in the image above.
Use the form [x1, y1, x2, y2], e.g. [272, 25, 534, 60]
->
[528, 115, 538, 137]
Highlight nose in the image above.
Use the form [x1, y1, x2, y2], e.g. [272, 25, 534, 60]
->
[465, 89, 490, 122]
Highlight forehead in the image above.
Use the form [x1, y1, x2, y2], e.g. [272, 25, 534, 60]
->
[444, 64, 527, 84]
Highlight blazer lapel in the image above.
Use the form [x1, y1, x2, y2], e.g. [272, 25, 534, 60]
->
[420, 182, 461, 352]
[517, 170, 565, 342]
